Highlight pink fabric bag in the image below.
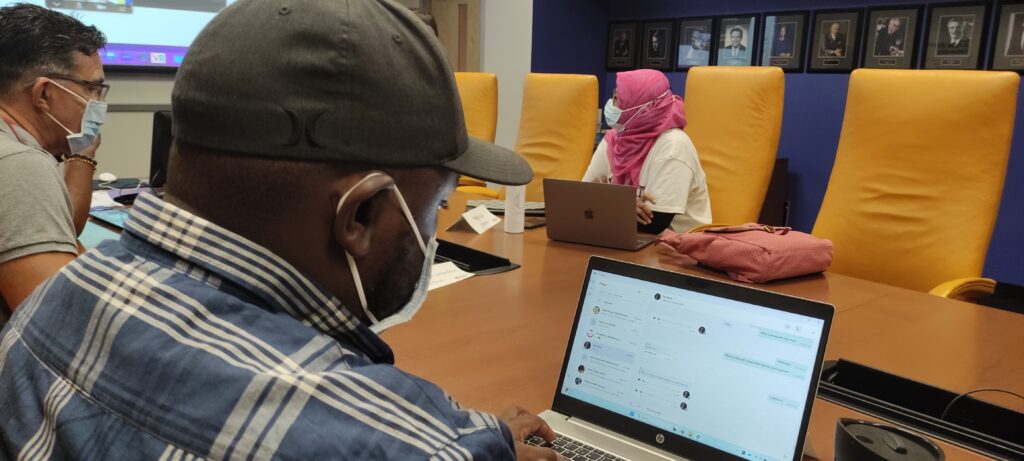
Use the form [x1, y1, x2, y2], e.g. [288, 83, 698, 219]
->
[658, 224, 834, 283]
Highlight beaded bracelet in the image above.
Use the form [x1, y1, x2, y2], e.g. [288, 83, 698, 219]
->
[66, 154, 98, 169]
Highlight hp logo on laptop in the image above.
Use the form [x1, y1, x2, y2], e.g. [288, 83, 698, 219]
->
[655, 433, 665, 444]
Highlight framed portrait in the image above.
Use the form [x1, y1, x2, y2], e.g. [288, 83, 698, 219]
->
[716, 14, 760, 67]
[676, 16, 716, 70]
[607, 21, 639, 69]
[761, 11, 809, 72]
[640, 20, 676, 70]
[809, 9, 863, 72]
[989, 1, 1024, 71]
[863, 5, 923, 69]
[923, 2, 989, 69]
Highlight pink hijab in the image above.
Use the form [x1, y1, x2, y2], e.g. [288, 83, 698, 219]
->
[604, 69, 687, 186]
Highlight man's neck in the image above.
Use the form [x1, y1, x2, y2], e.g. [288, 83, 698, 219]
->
[0, 104, 51, 153]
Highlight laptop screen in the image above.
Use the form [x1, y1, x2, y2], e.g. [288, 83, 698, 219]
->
[559, 267, 827, 461]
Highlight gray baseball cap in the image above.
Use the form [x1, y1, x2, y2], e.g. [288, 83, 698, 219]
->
[171, 0, 532, 186]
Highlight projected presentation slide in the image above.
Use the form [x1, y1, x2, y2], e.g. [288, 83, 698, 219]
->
[46, 1, 133, 14]
[12, 0, 235, 68]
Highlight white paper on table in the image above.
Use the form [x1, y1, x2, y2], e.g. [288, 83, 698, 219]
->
[90, 191, 118, 209]
[461, 205, 501, 234]
[428, 261, 475, 291]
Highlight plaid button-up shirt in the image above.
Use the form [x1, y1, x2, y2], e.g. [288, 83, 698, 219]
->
[0, 193, 514, 460]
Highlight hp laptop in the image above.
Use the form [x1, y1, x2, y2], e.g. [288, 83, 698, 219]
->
[528, 257, 834, 461]
[544, 179, 657, 251]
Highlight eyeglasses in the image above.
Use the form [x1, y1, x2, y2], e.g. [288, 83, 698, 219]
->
[43, 74, 111, 101]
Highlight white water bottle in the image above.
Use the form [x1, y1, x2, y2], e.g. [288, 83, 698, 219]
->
[504, 185, 525, 233]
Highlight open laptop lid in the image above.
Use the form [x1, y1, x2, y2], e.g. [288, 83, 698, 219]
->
[544, 178, 647, 250]
[553, 257, 834, 461]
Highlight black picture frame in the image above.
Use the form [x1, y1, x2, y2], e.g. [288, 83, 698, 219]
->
[676, 16, 716, 70]
[989, 1, 1024, 72]
[863, 5, 924, 69]
[923, 2, 989, 69]
[809, 9, 863, 73]
[761, 11, 809, 72]
[607, 21, 639, 70]
[640, 20, 676, 71]
[716, 14, 760, 67]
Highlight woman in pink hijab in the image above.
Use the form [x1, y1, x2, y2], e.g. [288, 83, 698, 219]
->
[582, 69, 711, 233]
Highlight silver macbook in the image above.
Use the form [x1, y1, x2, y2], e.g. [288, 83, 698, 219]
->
[544, 178, 657, 251]
[528, 257, 834, 461]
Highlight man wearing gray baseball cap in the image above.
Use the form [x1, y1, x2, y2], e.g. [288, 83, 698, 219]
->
[0, 0, 561, 460]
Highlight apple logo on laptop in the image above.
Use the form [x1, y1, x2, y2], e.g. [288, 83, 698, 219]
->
[584, 208, 595, 219]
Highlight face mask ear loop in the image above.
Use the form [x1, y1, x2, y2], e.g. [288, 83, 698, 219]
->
[46, 79, 90, 105]
[335, 172, 386, 317]
[346, 252, 373, 320]
[44, 112, 74, 136]
[40, 79, 89, 137]
[390, 186, 428, 255]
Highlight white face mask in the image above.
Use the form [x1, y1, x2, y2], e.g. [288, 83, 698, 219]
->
[608, 90, 671, 132]
[42, 79, 107, 156]
[336, 172, 437, 334]
[604, 98, 622, 128]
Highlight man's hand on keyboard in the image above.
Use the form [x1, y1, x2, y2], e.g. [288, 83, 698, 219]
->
[499, 406, 562, 461]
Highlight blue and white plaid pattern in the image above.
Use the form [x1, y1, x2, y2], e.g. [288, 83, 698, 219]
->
[0, 193, 514, 460]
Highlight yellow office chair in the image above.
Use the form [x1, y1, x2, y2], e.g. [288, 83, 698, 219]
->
[508, 73, 599, 201]
[453, 72, 498, 188]
[683, 66, 784, 227]
[812, 69, 1018, 294]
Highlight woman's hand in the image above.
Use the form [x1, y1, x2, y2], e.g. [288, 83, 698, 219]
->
[636, 192, 656, 225]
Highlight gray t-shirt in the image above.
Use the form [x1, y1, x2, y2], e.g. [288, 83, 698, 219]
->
[0, 117, 77, 314]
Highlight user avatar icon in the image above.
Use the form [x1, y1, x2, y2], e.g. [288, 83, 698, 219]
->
[578, 365, 585, 374]
[592, 306, 601, 314]
[680, 402, 688, 411]
[586, 329, 595, 338]
[575, 377, 582, 385]
[654, 293, 662, 300]
[683, 390, 690, 399]
[698, 326, 706, 334]
[584, 341, 592, 349]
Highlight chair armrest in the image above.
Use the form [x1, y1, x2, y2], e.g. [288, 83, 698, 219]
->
[458, 176, 486, 187]
[455, 186, 499, 198]
[929, 277, 996, 301]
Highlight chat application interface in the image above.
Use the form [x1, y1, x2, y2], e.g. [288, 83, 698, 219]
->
[561, 270, 825, 461]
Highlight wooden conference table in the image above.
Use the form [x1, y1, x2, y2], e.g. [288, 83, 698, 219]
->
[382, 192, 1024, 460]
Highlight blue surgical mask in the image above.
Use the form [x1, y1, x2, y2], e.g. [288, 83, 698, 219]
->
[604, 98, 621, 128]
[336, 172, 437, 334]
[43, 79, 107, 156]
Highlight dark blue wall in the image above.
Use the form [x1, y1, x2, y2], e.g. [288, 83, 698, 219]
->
[533, 0, 1024, 285]
[531, 0, 608, 78]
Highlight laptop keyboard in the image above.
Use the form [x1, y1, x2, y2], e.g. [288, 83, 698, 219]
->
[525, 434, 630, 461]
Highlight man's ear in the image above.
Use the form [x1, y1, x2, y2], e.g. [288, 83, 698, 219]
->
[29, 79, 55, 113]
[332, 172, 396, 259]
